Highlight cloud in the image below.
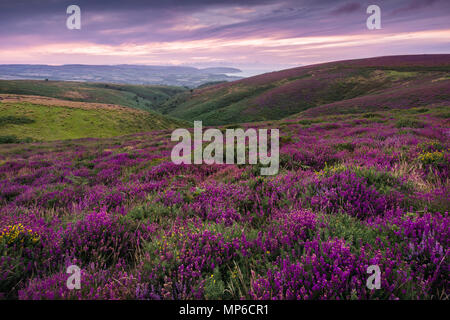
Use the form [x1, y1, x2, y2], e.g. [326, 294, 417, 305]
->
[0, 0, 448, 68]
[330, 2, 361, 15]
[391, 0, 439, 15]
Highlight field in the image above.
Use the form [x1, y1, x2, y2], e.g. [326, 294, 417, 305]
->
[0, 103, 448, 299]
[0, 95, 188, 142]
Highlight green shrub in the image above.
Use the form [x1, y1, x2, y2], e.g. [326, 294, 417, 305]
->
[204, 267, 225, 299]
[0, 115, 35, 126]
[362, 113, 382, 118]
[410, 108, 429, 114]
[126, 203, 181, 225]
[334, 142, 355, 152]
[418, 151, 445, 166]
[280, 135, 293, 144]
[296, 119, 322, 125]
[0, 135, 34, 144]
[395, 118, 425, 128]
[279, 153, 303, 170]
[319, 213, 392, 253]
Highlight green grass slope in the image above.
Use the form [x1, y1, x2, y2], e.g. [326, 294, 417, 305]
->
[0, 80, 186, 112]
[0, 95, 188, 142]
[157, 55, 450, 125]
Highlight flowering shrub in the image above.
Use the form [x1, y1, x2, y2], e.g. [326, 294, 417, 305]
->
[250, 239, 362, 299]
[18, 262, 140, 300]
[0, 107, 448, 299]
[310, 171, 391, 219]
[418, 151, 445, 165]
[0, 219, 62, 298]
[0, 224, 40, 245]
[258, 209, 317, 253]
[250, 237, 429, 300]
[62, 210, 141, 268]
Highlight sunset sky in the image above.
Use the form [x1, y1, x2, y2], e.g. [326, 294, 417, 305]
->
[1, 0, 449, 74]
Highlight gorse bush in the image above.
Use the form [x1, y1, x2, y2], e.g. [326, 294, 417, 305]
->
[418, 151, 445, 165]
[0, 220, 62, 299]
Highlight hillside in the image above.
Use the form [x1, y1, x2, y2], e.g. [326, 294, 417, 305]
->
[158, 55, 450, 125]
[0, 80, 186, 112]
[0, 94, 187, 142]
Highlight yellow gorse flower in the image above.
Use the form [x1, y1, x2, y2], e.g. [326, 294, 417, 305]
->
[418, 151, 444, 165]
[0, 224, 40, 245]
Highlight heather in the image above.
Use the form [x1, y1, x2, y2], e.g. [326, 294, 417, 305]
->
[157, 55, 450, 125]
[0, 106, 448, 300]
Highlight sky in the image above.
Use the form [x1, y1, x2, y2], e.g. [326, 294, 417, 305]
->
[0, 0, 449, 74]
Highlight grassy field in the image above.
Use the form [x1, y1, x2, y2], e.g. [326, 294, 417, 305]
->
[0, 95, 188, 142]
[0, 80, 186, 112]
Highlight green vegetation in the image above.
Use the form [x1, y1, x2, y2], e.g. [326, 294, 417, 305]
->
[395, 118, 425, 128]
[0, 135, 34, 144]
[0, 101, 186, 142]
[0, 115, 35, 126]
[154, 62, 450, 125]
[159, 84, 277, 125]
[0, 80, 186, 112]
[196, 81, 228, 89]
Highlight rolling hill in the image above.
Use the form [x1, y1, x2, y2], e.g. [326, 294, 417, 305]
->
[157, 55, 450, 125]
[0, 80, 187, 112]
[0, 94, 187, 142]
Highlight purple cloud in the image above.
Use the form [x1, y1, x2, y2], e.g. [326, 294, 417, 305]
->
[0, 0, 448, 69]
[330, 2, 361, 15]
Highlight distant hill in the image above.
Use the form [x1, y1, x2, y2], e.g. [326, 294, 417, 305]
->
[0, 94, 188, 142]
[199, 67, 242, 74]
[0, 80, 187, 112]
[156, 55, 450, 125]
[0, 64, 242, 87]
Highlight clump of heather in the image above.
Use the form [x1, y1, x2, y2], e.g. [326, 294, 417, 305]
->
[139, 219, 254, 299]
[185, 184, 253, 225]
[369, 210, 449, 296]
[310, 171, 393, 219]
[250, 238, 362, 299]
[62, 209, 141, 268]
[280, 142, 340, 170]
[18, 262, 141, 300]
[257, 209, 317, 253]
[250, 237, 427, 300]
